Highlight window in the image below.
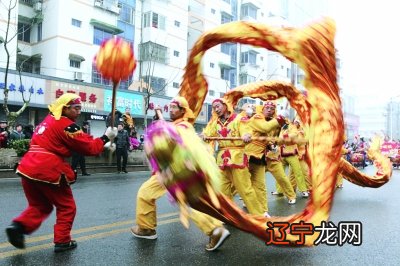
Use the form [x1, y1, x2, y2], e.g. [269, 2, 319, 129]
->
[211, 8, 216, 14]
[173, 50, 179, 57]
[139, 42, 168, 64]
[119, 3, 134, 24]
[221, 13, 233, 24]
[37, 22, 42, 42]
[18, 22, 31, 43]
[209, 90, 215, 96]
[92, 64, 110, 86]
[143, 76, 166, 95]
[174, 20, 180, 27]
[72, 19, 82, 27]
[16, 55, 41, 74]
[221, 68, 230, 81]
[93, 27, 113, 45]
[119, 75, 133, 90]
[210, 63, 214, 68]
[239, 74, 256, 85]
[143, 12, 165, 30]
[143, 12, 166, 30]
[173, 82, 179, 88]
[70, 60, 81, 68]
[221, 43, 231, 55]
[241, 4, 258, 19]
[287, 68, 291, 78]
[220, 92, 225, 98]
[240, 51, 257, 65]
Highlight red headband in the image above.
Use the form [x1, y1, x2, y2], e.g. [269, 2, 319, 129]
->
[170, 99, 181, 108]
[67, 98, 82, 106]
[263, 101, 276, 108]
[212, 98, 225, 105]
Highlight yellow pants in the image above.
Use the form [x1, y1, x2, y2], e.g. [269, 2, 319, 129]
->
[266, 160, 296, 200]
[136, 175, 223, 235]
[219, 167, 264, 215]
[278, 159, 311, 193]
[249, 162, 268, 212]
[336, 173, 343, 187]
[281, 155, 308, 192]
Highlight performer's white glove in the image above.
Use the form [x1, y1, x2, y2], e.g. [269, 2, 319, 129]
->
[104, 142, 116, 152]
[105, 127, 118, 141]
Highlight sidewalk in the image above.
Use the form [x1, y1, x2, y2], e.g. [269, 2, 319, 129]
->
[0, 149, 150, 178]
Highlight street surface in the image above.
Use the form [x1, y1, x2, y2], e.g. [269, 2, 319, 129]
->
[0, 167, 399, 265]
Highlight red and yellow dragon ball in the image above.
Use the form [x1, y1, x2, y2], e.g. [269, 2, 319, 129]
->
[94, 37, 136, 83]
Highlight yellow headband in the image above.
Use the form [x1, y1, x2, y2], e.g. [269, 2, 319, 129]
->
[171, 96, 195, 120]
[48, 93, 81, 120]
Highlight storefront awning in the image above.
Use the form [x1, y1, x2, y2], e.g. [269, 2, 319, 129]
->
[219, 62, 236, 70]
[18, 14, 44, 24]
[90, 19, 123, 34]
[69, 53, 85, 62]
[18, 53, 42, 61]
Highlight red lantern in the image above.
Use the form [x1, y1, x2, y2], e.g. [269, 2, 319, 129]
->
[94, 37, 136, 83]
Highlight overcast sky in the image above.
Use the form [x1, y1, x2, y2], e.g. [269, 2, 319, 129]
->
[329, 0, 400, 103]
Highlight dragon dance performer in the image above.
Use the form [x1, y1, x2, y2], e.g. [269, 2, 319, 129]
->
[5, 93, 117, 253]
[279, 120, 309, 197]
[288, 118, 312, 192]
[243, 104, 286, 217]
[262, 101, 297, 204]
[203, 98, 263, 215]
[131, 96, 230, 251]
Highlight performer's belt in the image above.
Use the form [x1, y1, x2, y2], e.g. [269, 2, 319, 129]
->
[219, 146, 245, 150]
[29, 145, 58, 156]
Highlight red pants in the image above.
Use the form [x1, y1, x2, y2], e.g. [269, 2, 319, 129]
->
[13, 177, 76, 244]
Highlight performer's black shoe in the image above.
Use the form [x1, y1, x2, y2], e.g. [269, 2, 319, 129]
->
[54, 240, 77, 253]
[82, 173, 91, 176]
[5, 222, 25, 249]
[122, 169, 128, 173]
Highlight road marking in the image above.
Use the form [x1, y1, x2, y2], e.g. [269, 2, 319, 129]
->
[0, 217, 181, 259]
[0, 212, 179, 255]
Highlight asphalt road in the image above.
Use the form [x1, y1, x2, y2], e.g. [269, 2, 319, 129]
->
[0, 167, 399, 266]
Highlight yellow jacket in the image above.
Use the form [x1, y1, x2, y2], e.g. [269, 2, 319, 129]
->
[203, 113, 250, 169]
[244, 114, 280, 159]
[279, 123, 299, 157]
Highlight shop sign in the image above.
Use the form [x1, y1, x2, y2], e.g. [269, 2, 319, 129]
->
[0, 72, 45, 104]
[87, 114, 107, 121]
[146, 97, 171, 118]
[104, 90, 143, 115]
[46, 80, 105, 113]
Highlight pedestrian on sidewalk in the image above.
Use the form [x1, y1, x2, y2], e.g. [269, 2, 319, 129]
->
[5, 93, 117, 253]
[115, 122, 130, 173]
[71, 121, 91, 176]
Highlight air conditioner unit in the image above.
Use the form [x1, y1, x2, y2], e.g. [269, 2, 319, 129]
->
[33, 2, 42, 12]
[74, 71, 83, 81]
[94, 0, 103, 7]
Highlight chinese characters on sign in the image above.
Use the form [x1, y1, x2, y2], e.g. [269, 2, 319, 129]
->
[103, 90, 143, 115]
[48, 81, 104, 113]
[265, 221, 362, 246]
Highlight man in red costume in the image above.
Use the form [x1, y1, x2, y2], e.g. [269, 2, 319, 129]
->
[5, 93, 117, 253]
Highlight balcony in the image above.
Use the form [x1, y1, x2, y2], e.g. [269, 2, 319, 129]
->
[94, 0, 120, 15]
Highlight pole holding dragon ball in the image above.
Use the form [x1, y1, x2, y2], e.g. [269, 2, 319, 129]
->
[94, 37, 136, 161]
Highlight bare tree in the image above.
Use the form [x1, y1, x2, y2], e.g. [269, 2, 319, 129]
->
[138, 42, 179, 129]
[1, 0, 40, 129]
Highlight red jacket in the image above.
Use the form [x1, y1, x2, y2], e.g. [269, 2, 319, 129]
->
[17, 114, 108, 184]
